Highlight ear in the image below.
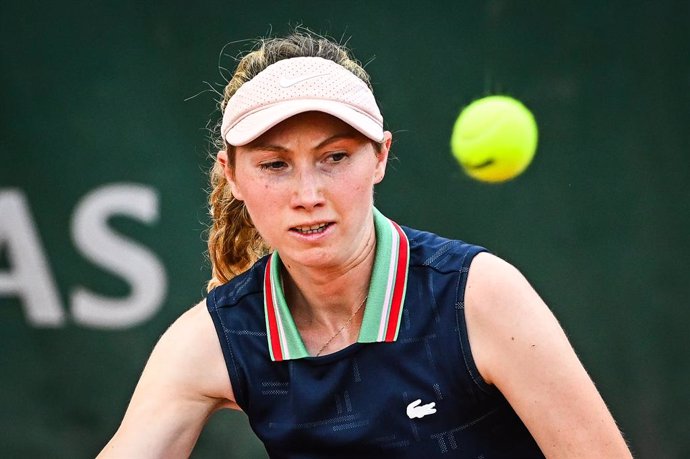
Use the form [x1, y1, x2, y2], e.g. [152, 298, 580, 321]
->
[373, 131, 392, 184]
[217, 150, 244, 201]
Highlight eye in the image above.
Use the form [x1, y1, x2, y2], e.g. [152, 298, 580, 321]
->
[327, 152, 348, 163]
[259, 160, 288, 171]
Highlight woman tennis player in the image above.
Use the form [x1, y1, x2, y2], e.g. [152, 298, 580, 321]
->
[98, 31, 632, 458]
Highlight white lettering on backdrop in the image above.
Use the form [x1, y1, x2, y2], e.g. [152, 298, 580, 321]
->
[0, 190, 65, 326]
[0, 184, 167, 329]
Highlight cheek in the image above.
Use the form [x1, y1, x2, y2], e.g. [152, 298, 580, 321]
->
[352, 182, 367, 193]
[352, 164, 379, 192]
[243, 183, 284, 219]
[334, 175, 373, 204]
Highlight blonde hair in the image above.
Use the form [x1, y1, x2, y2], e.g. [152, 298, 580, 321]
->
[206, 31, 374, 291]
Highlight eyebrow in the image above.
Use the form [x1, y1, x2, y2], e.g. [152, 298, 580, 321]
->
[246, 132, 361, 153]
[244, 144, 289, 153]
[314, 133, 361, 150]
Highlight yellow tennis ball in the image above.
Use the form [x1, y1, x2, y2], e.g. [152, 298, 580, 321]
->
[450, 95, 538, 183]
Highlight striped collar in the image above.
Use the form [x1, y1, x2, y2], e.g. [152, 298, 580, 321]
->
[263, 208, 410, 361]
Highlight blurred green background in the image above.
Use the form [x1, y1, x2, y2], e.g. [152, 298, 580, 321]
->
[1, 1, 688, 457]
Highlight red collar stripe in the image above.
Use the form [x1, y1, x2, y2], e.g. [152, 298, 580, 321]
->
[384, 220, 409, 341]
[263, 257, 284, 361]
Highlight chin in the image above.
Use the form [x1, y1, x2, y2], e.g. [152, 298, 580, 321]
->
[288, 248, 340, 270]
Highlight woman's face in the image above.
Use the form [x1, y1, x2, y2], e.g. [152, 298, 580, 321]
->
[220, 111, 391, 271]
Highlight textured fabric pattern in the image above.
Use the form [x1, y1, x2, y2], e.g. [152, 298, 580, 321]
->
[207, 223, 545, 458]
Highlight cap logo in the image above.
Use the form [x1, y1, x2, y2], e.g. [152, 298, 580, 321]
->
[279, 71, 331, 88]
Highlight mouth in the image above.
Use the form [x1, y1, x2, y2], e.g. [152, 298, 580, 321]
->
[290, 222, 333, 235]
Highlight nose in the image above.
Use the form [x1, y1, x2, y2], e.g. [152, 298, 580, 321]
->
[290, 166, 325, 211]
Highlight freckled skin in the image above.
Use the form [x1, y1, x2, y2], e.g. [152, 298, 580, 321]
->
[222, 112, 389, 273]
[216, 112, 393, 353]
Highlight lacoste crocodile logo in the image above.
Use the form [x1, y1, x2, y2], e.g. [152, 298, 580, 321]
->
[406, 399, 437, 419]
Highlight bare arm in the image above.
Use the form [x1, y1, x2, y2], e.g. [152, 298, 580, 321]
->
[465, 253, 631, 458]
[98, 301, 238, 459]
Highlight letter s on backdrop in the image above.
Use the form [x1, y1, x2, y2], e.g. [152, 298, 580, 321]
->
[70, 183, 167, 329]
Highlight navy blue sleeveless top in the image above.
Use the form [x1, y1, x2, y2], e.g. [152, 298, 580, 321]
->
[207, 212, 544, 458]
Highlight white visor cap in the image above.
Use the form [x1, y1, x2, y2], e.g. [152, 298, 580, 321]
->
[221, 57, 384, 146]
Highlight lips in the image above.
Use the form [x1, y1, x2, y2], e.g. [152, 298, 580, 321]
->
[291, 222, 333, 235]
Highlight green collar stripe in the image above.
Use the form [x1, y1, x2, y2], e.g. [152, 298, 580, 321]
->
[357, 208, 394, 342]
[361, 211, 409, 342]
[263, 208, 410, 361]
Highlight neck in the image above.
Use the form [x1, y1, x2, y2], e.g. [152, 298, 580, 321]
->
[282, 228, 376, 334]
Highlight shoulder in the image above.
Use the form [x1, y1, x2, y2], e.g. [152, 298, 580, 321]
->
[151, 301, 237, 406]
[464, 252, 564, 385]
[96, 302, 238, 457]
[465, 252, 531, 308]
[463, 253, 633, 457]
